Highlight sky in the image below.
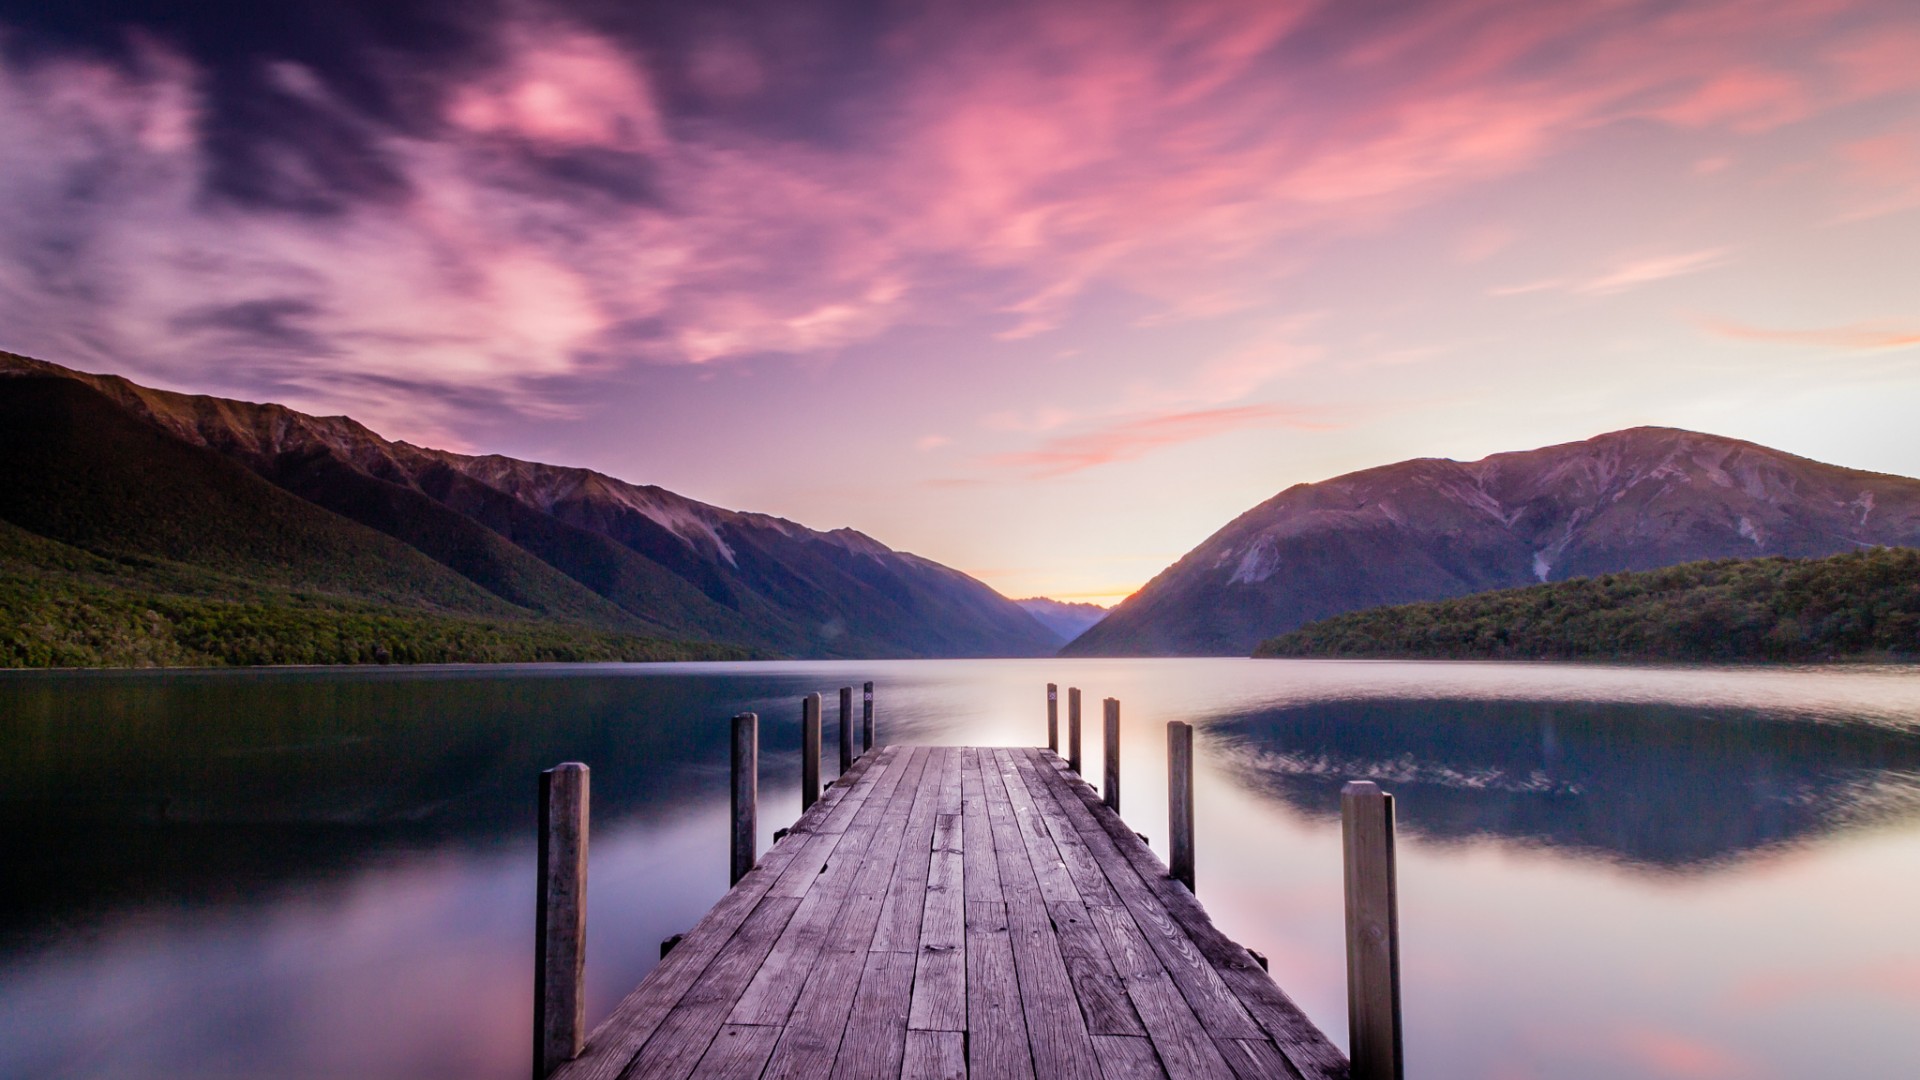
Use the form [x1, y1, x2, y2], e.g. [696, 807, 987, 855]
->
[1, 0, 1918, 605]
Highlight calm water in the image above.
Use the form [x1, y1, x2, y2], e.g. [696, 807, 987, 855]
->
[3, 659, 1919, 1079]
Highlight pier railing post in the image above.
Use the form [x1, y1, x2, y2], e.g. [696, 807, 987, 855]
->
[1342, 781, 1404, 1080]
[1103, 698, 1121, 813]
[1168, 721, 1194, 892]
[1068, 687, 1083, 773]
[535, 763, 589, 1080]
[731, 713, 758, 886]
[802, 693, 822, 810]
[862, 681, 874, 753]
[1047, 683, 1059, 752]
[839, 686, 854, 774]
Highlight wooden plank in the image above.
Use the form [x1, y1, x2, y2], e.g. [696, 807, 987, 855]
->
[1047, 900, 1108, 960]
[549, 751, 885, 1080]
[1008, 753, 1118, 907]
[760, 949, 866, 1079]
[1343, 781, 1403, 1080]
[728, 817, 882, 1024]
[616, 895, 803, 1080]
[993, 748, 1081, 906]
[871, 748, 947, 954]
[829, 950, 917, 1080]
[966, 900, 1036, 1079]
[901, 1030, 966, 1080]
[1065, 954, 1147, 1037]
[688, 1023, 781, 1080]
[1216, 1037, 1304, 1080]
[536, 763, 589, 1078]
[826, 747, 932, 954]
[984, 750, 1103, 1080]
[1023, 751, 1261, 1041]
[1086, 903, 1237, 1080]
[960, 749, 1003, 902]
[1090, 1035, 1169, 1080]
[907, 812, 965, 1032]
[1029, 750, 1347, 1080]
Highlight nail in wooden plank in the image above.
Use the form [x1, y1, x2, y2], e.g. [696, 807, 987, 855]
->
[732, 713, 757, 886]
[1103, 698, 1121, 813]
[802, 693, 822, 811]
[535, 762, 588, 1079]
[1342, 781, 1404, 1080]
[1167, 722, 1195, 893]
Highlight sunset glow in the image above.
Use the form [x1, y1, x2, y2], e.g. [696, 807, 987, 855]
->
[2, 0, 1917, 602]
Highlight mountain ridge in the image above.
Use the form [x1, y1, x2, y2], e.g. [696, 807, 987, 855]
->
[1066, 426, 1920, 656]
[0, 351, 1057, 661]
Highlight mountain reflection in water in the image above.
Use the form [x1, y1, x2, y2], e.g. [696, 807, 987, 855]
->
[1207, 698, 1920, 871]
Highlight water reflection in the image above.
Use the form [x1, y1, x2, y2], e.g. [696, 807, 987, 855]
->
[1207, 699, 1920, 871]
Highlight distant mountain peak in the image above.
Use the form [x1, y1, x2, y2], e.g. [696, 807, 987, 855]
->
[1014, 597, 1111, 645]
[1066, 426, 1920, 657]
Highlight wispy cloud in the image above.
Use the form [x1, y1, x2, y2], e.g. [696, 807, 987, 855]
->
[1574, 248, 1732, 295]
[1699, 318, 1920, 351]
[984, 403, 1329, 480]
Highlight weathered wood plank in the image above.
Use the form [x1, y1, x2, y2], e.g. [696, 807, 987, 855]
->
[1065, 954, 1148, 1037]
[1031, 750, 1347, 1080]
[829, 950, 917, 1080]
[1007, 750, 1118, 907]
[759, 949, 866, 1079]
[1090, 1035, 1170, 1080]
[727, 819, 880, 1024]
[1216, 1036, 1305, 1080]
[1343, 781, 1402, 1080]
[901, 1030, 966, 1080]
[1167, 722, 1194, 894]
[1024, 750, 1261, 1042]
[826, 747, 932, 954]
[871, 748, 948, 954]
[907, 811, 965, 1032]
[1086, 903, 1237, 1080]
[688, 1023, 781, 1080]
[730, 715, 757, 887]
[536, 762, 589, 1079]
[966, 899, 1036, 1079]
[617, 895, 803, 1080]
[994, 748, 1081, 906]
[960, 749, 1003, 902]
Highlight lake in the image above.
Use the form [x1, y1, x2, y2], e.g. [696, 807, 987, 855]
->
[3, 658, 1919, 1079]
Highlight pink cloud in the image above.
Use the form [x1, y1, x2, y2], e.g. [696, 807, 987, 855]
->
[3, 0, 1919, 431]
[1700, 317, 1920, 351]
[983, 403, 1330, 479]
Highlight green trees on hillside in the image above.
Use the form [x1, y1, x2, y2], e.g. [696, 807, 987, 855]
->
[1255, 548, 1920, 662]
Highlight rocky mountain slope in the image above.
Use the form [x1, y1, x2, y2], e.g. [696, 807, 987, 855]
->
[0, 352, 1057, 660]
[1066, 427, 1920, 656]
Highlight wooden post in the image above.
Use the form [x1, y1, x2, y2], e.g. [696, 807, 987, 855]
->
[731, 713, 757, 886]
[839, 686, 854, 774]
[1342, 781, 1404, 1080]
[1102, 698, 1121, 813]
[1046, 683, 1059, 752]
[535, 763, 589, 1080]
[801, 693, 822, 810]
[1168, 721, 1194, 892]
[1067, 687, 1083, 773]
[862, 681, 874, 752]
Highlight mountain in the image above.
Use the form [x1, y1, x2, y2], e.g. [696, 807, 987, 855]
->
[1014, 597, 1110, 644]
[1066, 427, 1920, 657]
[0, 352, 1058, 661]
[1257, 548, 1920, 662]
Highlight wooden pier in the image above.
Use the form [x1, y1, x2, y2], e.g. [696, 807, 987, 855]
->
[545, 738, 1352, 1079]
